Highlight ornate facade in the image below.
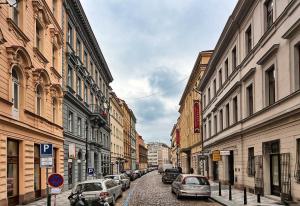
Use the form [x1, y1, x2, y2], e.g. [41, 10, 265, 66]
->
[0, 0, 64, 205]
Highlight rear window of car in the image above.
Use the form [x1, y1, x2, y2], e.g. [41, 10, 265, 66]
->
[105, 176, 119, 180]
[76, 182, 102, 192]
[165, 169, 179, 173]
[184, 177, 209, 185]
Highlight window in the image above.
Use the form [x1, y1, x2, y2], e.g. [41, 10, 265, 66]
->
[90, 92, 94, 105]
[232, 46, 237, 70]
[246, 84, 254, 116]
[67, 66, 73, 87]
[36, 21, 43, 51]
[76, 76, 81, 97]
[233, 96, 238, 124]
[296, 139, 300, 182]
[266, 66, 275, 106]
[208, 119, 211, 138]
[247, 147, 255, 176]
[245, 25, 252, 54]
[95, 70, 98, 85]
[77, 117, 82, 136]
[265, 0, 273, 30]
[68, 111, 73, 132]
[203, 94, 206, 108]
[52, 45, 58, 68]
[76, 38, 81, 59]
[12, 1, 20, 26]
[213, 79, 216, 96]
[225, 104, 230, 127]
[67, 24, 73, 46]
[84, 85, 88, 103]
[219, 109, 223, 131]
[7, 139, 19, 202]
[90, 61, 93, 76]
[52, 98, 57, 123]
[52, 0, 57, 16]
[214, 115, 217, 134]
[208, 87, 211, 102]
[225, 59, 229, 80]
[219, 69, 222, 88]
[36, 85, 42, 115]
[84, 51, 88, 68]
[296, 44, 300, 90]
[12, 68, 19, 109]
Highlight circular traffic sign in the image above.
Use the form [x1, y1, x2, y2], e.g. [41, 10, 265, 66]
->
[48, 173, 64, 188]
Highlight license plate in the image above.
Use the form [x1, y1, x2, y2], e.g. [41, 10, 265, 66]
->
[84, 194, 96, 199]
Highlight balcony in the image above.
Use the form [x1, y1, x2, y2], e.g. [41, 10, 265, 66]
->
[89, 104, 108, 127]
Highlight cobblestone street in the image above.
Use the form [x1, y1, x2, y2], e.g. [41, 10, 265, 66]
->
[115, 171, 220, 206]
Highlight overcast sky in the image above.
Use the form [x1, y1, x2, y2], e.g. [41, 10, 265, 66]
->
[81, 0, 237, 145]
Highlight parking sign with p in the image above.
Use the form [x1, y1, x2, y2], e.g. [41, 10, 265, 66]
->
[40, 144, 53, 157]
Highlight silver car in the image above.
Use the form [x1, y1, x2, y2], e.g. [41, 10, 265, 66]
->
[70, 179, 122, 205]
[105, 174, 130, 191]
[171, 174, 211, 199]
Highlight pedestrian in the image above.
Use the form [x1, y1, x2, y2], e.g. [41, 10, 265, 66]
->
[190, 168, 194, 174]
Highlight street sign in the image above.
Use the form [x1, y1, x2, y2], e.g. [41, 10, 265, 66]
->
[40, 157, 53, 168]
[87, 168, 95, 176]
[48, 173, 64, 188]
[40, 144, 53, 157]
[212, 150, 221, 161]
[51, 187, 62, 194]
[220, 150, 231, 156]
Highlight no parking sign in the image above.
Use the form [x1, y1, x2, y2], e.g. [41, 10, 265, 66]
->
[48, 173, 64, 188]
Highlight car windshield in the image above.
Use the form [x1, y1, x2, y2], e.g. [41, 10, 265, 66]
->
[165, 169, 179, 173]
[184, 177, 209, 185]
[75, 182, 103, 192]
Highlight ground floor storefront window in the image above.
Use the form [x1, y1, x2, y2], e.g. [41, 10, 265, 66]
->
[7, 139, 19, 206]
[34, 144, 41, 198]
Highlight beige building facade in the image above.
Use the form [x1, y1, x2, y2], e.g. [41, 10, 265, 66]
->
[110, 92, 124, 174]
[178, 51, 212, 174]
[0, 0, 64, 205]
[199, 0, 300, 202]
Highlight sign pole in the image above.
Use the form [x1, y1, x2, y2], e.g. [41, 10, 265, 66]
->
[46, 168, 51, 206]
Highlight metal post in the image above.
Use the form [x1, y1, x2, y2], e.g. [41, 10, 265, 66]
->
[46, 168, 51, 206]
[219, 181, 222, 196]
[257, 193, 261, 203]
[244, 188, 247, 205]
[229, 184, 232, 200]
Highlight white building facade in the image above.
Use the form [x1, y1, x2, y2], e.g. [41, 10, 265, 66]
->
[199, 0, 300, 203]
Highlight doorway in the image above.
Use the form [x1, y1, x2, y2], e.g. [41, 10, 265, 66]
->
[269, 141, 280, 196]
[212, 161, 219, 181]
[34, 144, 41, 199]
[7, 139, 19, 206]
[228, 151, 234, 185]
[68, 161, 73, 189]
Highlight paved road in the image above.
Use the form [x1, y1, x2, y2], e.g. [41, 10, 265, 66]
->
[115, 171, 220, 206]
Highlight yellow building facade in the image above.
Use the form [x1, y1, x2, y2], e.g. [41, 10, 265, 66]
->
[0, 0, 64, 205]
[178, 51, 212, 174]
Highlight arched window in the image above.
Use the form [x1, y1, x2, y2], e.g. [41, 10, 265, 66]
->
[12, 68, 19, 109]
[52, 98, 57, 123]
[36, 85, 42, 115]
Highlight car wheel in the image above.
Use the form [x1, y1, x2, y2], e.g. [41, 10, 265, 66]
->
[176, 191, 181, 199]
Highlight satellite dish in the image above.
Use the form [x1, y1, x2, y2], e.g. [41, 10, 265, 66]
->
[7, 0, 17, 6]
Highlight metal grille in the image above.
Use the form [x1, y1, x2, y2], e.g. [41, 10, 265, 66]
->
[280, 153, 291, 201]
[254, 155, 263, 195]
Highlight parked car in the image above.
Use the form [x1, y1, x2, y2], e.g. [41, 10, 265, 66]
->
[162, 168, 180, 184]
[171, 174, 211, 199]
[105, 174, 130, 191]
[158, 164, 173, 174]
[123, 170, 135, 181]
[69, 179, 122, 206]
[133, 170, 142, 178]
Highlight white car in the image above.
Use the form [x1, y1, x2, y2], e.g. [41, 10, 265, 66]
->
[70, 179, 122, 205]
[105, 174, 130, 191]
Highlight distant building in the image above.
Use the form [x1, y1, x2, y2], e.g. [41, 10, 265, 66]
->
[136, 135, 148, 170]
[147, 142, 170, 167]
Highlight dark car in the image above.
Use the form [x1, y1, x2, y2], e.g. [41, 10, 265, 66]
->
[162, 168, 180, 184]
[123, 170, 135, 181]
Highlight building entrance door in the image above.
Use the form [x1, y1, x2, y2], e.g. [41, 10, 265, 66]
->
[7, 139, 19, 206]
[270, 153, 281, 196]
[228, 150, 234, 185]
[212, 161, 219, 181]
[34, 144, 41, 199]
[68, 161, 73, 189]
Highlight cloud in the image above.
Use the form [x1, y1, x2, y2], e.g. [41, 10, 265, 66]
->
[81, 0, 238, 144]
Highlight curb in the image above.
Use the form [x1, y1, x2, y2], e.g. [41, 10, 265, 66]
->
[209, 196, 228, 206]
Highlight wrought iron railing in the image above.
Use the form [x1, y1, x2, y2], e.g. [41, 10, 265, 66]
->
[89, 104, 108, 119]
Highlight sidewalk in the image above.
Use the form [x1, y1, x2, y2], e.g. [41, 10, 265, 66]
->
[22, 190, 72, 206]
[209, 181, 283, 206]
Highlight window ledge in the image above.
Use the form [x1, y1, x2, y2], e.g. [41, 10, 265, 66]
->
[7, 18, 30, 45]
[33, 47, 49, 65]
[0, 96, 13, 106]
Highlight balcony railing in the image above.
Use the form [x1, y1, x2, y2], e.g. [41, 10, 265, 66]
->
[89, 104, 108, 120]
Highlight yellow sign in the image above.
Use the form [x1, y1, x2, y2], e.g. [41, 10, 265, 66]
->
[212, 150, 221, 161]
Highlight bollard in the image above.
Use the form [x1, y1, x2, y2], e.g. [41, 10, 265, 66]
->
[229, 184, 232, 200]
[257, 193, 261, 203]
[219, 181, 222, 196]
[244, 188, 247, 205]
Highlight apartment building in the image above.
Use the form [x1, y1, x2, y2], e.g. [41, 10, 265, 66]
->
[199, 0, 300, 202]
[120, 100, 131, 170]
[0, 0, 64, 205]
[136, 135, 148, 170]
[62, 0, 113, 189]
[110, 92, 124, 174]
[178, 51, 212, 174]
[147, 142, 170, 167]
